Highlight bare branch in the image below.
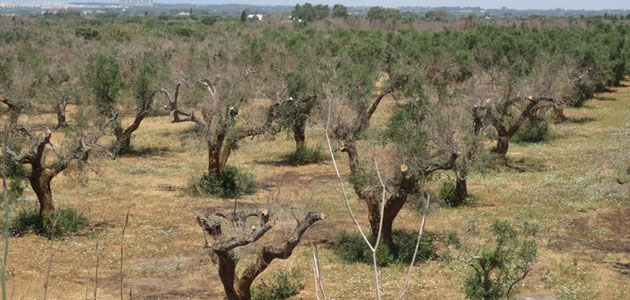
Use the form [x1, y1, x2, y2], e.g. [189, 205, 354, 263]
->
[398, 194, 430, 300]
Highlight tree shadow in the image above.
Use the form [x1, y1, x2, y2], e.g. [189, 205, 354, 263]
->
[122, 146, 172, 158]
[502, 157, 546, 173]
[253, 158, 296, 167]
[596, 96, 617, 101]
[566, 116, 596, 124]
[614, 262, 630, 278]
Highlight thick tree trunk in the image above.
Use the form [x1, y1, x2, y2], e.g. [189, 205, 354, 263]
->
[380, 193, 409, 247]
[216, 252, 239, 300]
[55, 99, 69, 129]
[28, 170, 54, 217]
[293, 118, 306, 150]
[366, 195, 381, 241]
[454, 169, 468, 207]
[117, 136, 132, 154]
[496, 136, 510, 156]
[113, 111, 149, 156]
[553, 106, 567, 123]
[208, 146, 222, 177]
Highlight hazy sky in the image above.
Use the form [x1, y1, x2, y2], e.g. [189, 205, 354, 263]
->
[151, 0, 629, 10]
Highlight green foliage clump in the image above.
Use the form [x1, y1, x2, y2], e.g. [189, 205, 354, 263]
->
[463, 221, 538, 300]
[439, 181, 458, 207]
[172, 27, 194, 38]
[251, 268, 304, 300]
[287, 145, 323, 166]
[367, 7, 401, 21]
[2, 145, 27, 203]
[11, 208, 87, 237]
[336, 230, 437, 267]
[188, 166, 258, 199]
[74, 27, 100, 40]
[85, 52, 124, 114]
[200, 16, 217, 26]
[331, 4, 348, 18]
[0, 28, 33, 44]
[292, 3, 330, 23]
[513, 120, 553, 144]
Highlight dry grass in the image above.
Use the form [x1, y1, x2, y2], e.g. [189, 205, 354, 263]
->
[3, 82, 629, 300]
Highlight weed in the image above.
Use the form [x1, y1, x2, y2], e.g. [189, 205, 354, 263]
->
[188, 166, 258, 198]
[335, 230, 437, 267]
[513, 120, 553, 144]
[11, 207, 87, 237]
[286, 145, 324, 166]
[251, 267, 304, 300]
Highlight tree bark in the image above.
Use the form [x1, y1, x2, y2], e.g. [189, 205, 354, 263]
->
[496, 136, 510, 157]
[208, 133, 227, 177]
[553, 105, 567, 123]
[55, 98, 69, 129]
[454, 168, 468, 207]
[28, 169, 55, 217]
[293, 117, 306, 149]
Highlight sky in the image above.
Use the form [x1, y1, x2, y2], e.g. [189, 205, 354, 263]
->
[149, 0, 629, 10]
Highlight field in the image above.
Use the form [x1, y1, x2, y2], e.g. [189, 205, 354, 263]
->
[3, 69, 628, 300]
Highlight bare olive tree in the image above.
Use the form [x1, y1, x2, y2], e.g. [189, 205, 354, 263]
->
[161, 39, 287, 177]
[467, 55, 583, 157]
[0, 104, 108, 217]
[197, 209, 324, 300]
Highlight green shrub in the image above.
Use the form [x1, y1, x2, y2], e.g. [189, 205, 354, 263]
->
[74, 27, 100, 40]
[188, 166, 258, 198]
[200, 16, 217, 26]
[251, 267, 304, 300]
[2, 156, 26, 203]
[336, 230, 437, 267]
[463, 221, 538, 300]
[11, 207, 87, 237]
[439, 181, 457, 207]
[286, 145, 324, 166]
[513, 120, 553, 144]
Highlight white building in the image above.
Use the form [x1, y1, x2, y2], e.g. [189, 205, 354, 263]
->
[247, 14, 263, 21]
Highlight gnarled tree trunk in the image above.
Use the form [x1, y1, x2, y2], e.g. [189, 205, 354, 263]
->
[293, 117, 306, 149]
[55, 98, 69, 129]
[112, 103, 152, 156]
[454, 167, 468, 207]
[496, 136, 510, 157]
[553, 105, 567, 123]
[198, 210, 324, 300]
[28, 169, 55, 217]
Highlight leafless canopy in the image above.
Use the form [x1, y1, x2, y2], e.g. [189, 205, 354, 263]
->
[197, 208, 324, 300]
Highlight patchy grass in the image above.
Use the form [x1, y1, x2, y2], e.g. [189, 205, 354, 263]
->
[3, 84, 629, 299]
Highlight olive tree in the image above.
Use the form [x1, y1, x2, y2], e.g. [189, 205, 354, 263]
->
[467, 55, 581, 157]
[327, 33, 458, 246]
[197, 209, 324, 300]
[85, 51, 164, 156]
[1, 47, 106, 216]
[161, 38, 286, 177]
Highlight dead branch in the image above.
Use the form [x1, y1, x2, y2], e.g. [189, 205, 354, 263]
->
[197, 209, 324, 300]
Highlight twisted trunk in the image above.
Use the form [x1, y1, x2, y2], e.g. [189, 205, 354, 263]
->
[55, 99, 69, 129]
[293, 117, 306, 149]
[553, 105, 567, 123]
[496, 136, 510, 156]
[198, 211, 324, 300]
[208, 133, 228, 177]
[454, 167, 468, 207]
[28, 168, 55, 217]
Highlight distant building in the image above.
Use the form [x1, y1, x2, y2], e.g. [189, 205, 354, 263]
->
[177, 11, 190, 17]
[120, 0, 153, 5]
[247, 14, 263, 21]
